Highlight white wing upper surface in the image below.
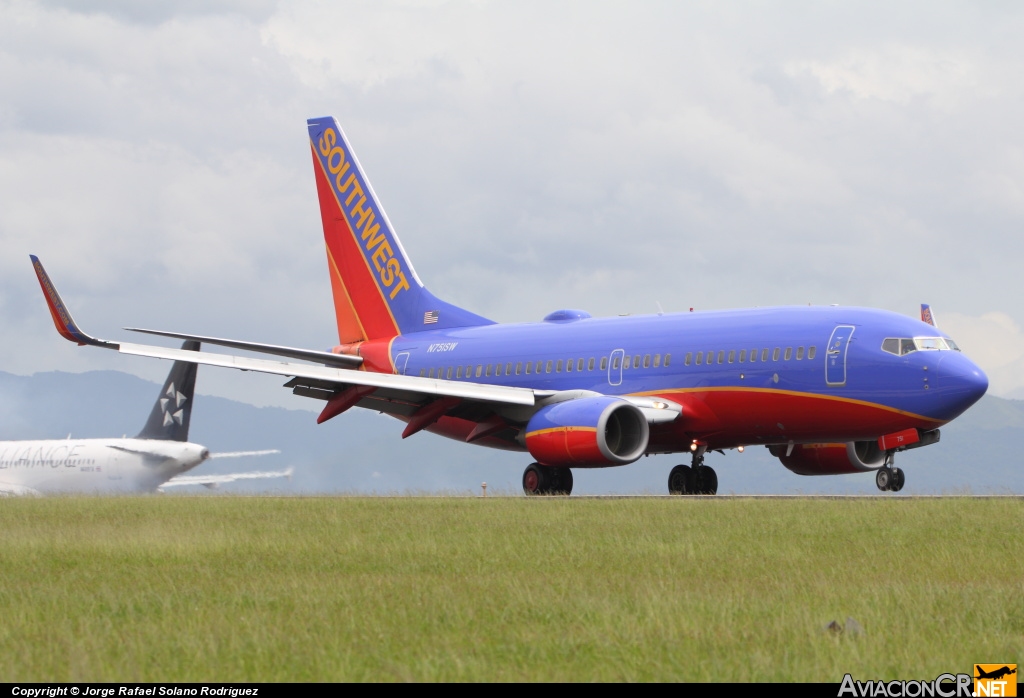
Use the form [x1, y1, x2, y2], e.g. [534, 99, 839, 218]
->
[160, 467, 294, 490]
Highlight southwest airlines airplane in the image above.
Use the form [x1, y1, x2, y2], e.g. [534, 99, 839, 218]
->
[30, 116, 988, 495]
[0, 341, 291, 495]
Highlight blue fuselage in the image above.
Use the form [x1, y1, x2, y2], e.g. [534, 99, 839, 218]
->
[389, 306, 987, 450]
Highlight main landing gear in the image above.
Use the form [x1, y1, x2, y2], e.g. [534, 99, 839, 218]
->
[522, 463, 574, 496]
[875, 452, 905, 492]
[668, 449, 718, 495]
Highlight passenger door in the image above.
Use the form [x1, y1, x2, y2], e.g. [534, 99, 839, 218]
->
[825, 325, 855, 387]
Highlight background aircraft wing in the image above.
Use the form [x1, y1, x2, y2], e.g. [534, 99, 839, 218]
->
[209, 449, 281, 459]
[160, 467, 294, 490]
[0, 482, 43, 497]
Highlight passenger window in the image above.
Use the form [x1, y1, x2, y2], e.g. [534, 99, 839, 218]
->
[475, 365, 483, 377]
[643, 354, 651, 368]
[419, 369, 426, 377]
[717, 350, 724, 364]
[751, 348, 758, 361]
[761, 348, 769, 362]
[456, 366, 463, 379]
[589, 358, 596, 371]
[525, 362, 532, 374]
[516, 362, 522, 375]
[739, 350, 746, 363]
[808, 346, 816, 360]
[556, 360, 563, 372]
[567, 359, 573, 372]
[728, 350, 735, 364]
[485, 364, 492, 377]
[796, 347, 804, 360]
[600, 357, 608, 370]
[495, 364, 503, 377]
[545, 360, 553, 373]
[535, 361, 543, 373]
[428, 368, 435, 378]
[577, 358, 584, 371]
[664, 353, 671, 366]
[612, 356, 620, 369]
[684, 352, 692, 366]
[653, 354, 661, 368]
[706, 351, 714, 364]
[784, 348, 792, 361]
[446, 367, 453, 379]
[772, 348, 780, 361]
[633, 355, 641, 368]
[696, 352, 703, 366]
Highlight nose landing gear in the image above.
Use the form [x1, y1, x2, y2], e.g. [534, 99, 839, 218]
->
[875, 452, 905, 492]
[668, 449, 718, 495]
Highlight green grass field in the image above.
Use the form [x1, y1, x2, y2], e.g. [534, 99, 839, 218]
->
[0, 496, 1019, 682]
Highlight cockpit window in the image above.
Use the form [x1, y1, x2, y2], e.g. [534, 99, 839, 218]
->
[882, 336, 959, 356]
[914, 337, 947, 351]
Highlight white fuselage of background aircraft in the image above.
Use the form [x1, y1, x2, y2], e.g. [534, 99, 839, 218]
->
[0, 438, 209, 495]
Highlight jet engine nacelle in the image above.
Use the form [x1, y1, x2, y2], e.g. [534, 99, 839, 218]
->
[769, 441, 885, 476]
[524, 397, 649, 467]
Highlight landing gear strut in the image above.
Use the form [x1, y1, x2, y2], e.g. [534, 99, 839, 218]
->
[875, 452, 905, 492]
[522, 463, 573, 496]
[668, 448, 718, 495]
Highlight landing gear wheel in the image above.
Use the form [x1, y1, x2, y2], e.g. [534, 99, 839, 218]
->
[668, 465, 693, 495]
[695, 465, 718, 495]
[523, 463, 544, 496]
[522, 464, 573, 496]
[551, 467, 573, 495]
[875, 467, 891, 492]
[891, 467, 905, 492]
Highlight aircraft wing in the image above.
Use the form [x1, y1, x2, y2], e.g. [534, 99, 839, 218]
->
[209, 449, 281, 459]
[0, 482, 43, 497]
[160, 467, 294, 490]
[30, 255, 681, 438]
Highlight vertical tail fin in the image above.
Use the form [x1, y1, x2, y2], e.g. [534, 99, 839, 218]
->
[306, 116, 494, 342]
[136, 341, 200, 441]
[920, 304, 937, 327]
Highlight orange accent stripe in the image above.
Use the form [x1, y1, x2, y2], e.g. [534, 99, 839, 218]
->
[325, 243, 366, 343]
[629, 386, 944, 425]
[525, 426, 598, 439]
[310, 142, 401, 338]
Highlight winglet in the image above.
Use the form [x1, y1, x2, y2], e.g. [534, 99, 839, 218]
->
[920, 303, 937, 327]
[29, 255, 118, 348]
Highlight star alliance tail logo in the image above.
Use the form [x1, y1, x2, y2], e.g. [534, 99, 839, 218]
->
[160, 382, 188, 427]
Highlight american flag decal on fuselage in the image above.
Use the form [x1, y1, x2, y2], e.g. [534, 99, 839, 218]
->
[424, 311, 439, 324]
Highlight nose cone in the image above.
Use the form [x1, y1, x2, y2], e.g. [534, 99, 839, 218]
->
[934, 353, 988, 420]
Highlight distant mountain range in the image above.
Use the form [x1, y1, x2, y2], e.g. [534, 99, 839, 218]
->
[0, 370, 1020, 494]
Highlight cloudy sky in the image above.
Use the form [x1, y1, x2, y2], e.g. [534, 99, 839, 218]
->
[1, 0, 1023, 409]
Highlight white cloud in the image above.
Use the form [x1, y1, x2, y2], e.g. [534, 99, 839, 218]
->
[1, 0, 1023, 411]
